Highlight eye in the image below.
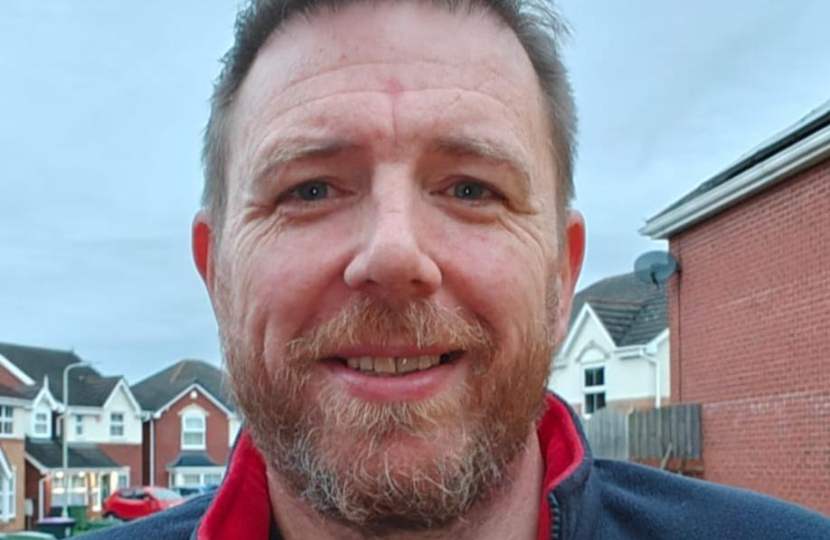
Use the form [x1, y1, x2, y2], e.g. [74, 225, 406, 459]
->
[293, 180, 329, 201]
[448, 179, 500, 202]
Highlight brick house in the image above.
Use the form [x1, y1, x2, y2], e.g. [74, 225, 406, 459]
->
[0, 342, 143, 524]
[131, 360, 240, 490]
[549, 272, 669, 416]
[0, 378, 39, 532]
[641, 100, 830, 514]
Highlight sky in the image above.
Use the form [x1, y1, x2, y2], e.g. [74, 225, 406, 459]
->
[1, 1, 828, 383]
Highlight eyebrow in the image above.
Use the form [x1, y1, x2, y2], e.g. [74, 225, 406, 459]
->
[247, 138, 357, 192]
[431, 135, 533, 196]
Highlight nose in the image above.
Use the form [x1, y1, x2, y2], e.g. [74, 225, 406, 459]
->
[343, 186, 442, 300]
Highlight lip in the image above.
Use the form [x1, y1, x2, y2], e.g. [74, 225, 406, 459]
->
[322, 354, 466, 402]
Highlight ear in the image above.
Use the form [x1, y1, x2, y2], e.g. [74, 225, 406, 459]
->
[555, 210, 586, 345]
[192, 210, 215, 295]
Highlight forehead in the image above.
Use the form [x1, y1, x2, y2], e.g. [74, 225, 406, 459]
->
[227, 1, 552, 186]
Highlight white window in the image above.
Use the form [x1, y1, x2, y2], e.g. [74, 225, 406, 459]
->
[33, 411, 50, 437]
[117, 471, 129, 489]
[173, 470, 223, 488]
[75, 414, 84, 437]
[181, 411, 206, 450]
[203, 473, 222, 486]
[52, 473, 87, 507]
[181, 474, 201, 486]
[110, 412, 125, 437]
[0, 407, 13, 436]
[0, 468, 15, 521]
[583, 366, 606, 415]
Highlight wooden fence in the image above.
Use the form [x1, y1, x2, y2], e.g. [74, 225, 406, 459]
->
[584, 403, 703, 474]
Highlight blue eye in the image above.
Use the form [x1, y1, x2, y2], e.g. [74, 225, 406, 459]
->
[295, 181, 329, 201]
[452, 181, 488, 200]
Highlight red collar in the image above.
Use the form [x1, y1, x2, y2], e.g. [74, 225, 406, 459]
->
[198, 394, 585, 540]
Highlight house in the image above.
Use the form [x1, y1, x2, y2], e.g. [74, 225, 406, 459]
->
[131, 360, 240, 490]
[0, 378, 36, 532]
[549, 273, 669, 416]
[641, 100, 830, 514]
[0, 342, 143, 525]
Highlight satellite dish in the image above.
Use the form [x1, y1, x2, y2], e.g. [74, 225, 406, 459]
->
[634, 251, 679, 287]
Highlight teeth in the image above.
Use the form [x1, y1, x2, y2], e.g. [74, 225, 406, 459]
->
[344, 355, 447, 375]
[397, 357, 418, 374]
[418, 356, 435, 370]
[374, 357, 396, 375]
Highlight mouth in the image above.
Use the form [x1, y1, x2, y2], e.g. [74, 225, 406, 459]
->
[328, 350, 464, 376]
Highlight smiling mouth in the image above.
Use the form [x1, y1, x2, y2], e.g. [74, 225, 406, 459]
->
[331, 351, 464, 376]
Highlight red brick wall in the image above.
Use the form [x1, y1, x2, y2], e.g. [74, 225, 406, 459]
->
[151, 390, 230, 487]
[668, 160, 830, 514]
[24, 461, 48, 523]
[0, 365, 25, 390]
[0, 440, 25, 532]
[98, 444, 142, 486]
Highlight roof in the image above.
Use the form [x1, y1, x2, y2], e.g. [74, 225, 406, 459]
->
[167, 451, 222, 469]
[0, 342, 120, 406]
[131, 360, 236, 413]
[642, 100, 830, 239]
[569, 273, 667, 347]
[25, 438, 120, 471]
[0, 382, 28, 400]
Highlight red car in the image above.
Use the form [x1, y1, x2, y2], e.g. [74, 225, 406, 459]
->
[102, 486, 184, 521]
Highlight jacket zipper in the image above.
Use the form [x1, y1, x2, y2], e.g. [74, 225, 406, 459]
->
[547, 492, 562, 540]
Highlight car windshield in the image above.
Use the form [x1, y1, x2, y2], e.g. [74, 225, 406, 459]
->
[151, 488, 182, 500]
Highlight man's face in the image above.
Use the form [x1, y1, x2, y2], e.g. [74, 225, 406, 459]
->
[196, 1, 582, 530]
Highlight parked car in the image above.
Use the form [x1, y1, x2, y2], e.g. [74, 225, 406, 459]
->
[102, 487, 184, 521]
[173, 484, 220, 498]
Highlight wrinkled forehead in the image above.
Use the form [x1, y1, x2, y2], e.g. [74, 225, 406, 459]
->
[222, 1, 555, 205]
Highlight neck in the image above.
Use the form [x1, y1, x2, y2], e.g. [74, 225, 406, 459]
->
[267, 431, 544, 540]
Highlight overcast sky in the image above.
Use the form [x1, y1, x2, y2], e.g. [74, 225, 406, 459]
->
[1, 1, 828, 383]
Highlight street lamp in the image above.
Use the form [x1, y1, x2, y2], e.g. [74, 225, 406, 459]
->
[62, 361, 93, 518]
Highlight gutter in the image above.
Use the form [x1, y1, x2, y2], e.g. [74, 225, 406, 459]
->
[642, 105, 830, 239]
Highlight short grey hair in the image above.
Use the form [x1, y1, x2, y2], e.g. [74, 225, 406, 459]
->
[202, 0, 576, 228]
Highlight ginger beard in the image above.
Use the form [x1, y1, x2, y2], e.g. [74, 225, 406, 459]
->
[219, 282, 559, 531]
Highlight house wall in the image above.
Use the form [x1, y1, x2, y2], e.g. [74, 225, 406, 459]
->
[549, 311, 670, 414]
[98, 444, 142, 487]
[152, 390, 230, 488]
[0, 439, 25, 532]
[0, 406, 28, 441]
[668, 159, 830, 514]
[24, 461, 42, 525]
[65, 387, 141, 445]
[0, 365, 24, 390]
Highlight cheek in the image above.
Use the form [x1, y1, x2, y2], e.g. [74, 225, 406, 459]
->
[438, 222, 552, 347]
[224, 221, 356, 350]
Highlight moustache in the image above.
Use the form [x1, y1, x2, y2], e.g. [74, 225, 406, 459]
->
[282, 297, 495, 365]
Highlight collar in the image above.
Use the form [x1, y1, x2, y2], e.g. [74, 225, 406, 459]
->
[197, 393, 587, 540]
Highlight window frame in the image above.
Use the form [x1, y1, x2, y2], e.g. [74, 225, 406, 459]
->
[0, 467, 15, 521]
[181, 410, 206, 451]
[32, 409, 50, 438]
[0, 406, 13, 436]
[75, 414, 84, 437]
[582, 365, 607, 416]
[109, 412, 125, 438]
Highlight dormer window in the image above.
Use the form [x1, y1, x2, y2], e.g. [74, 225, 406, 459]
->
[110, 413, 125, 437]
[181, 410, 206, 450]
[34, 411, 50, 437]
